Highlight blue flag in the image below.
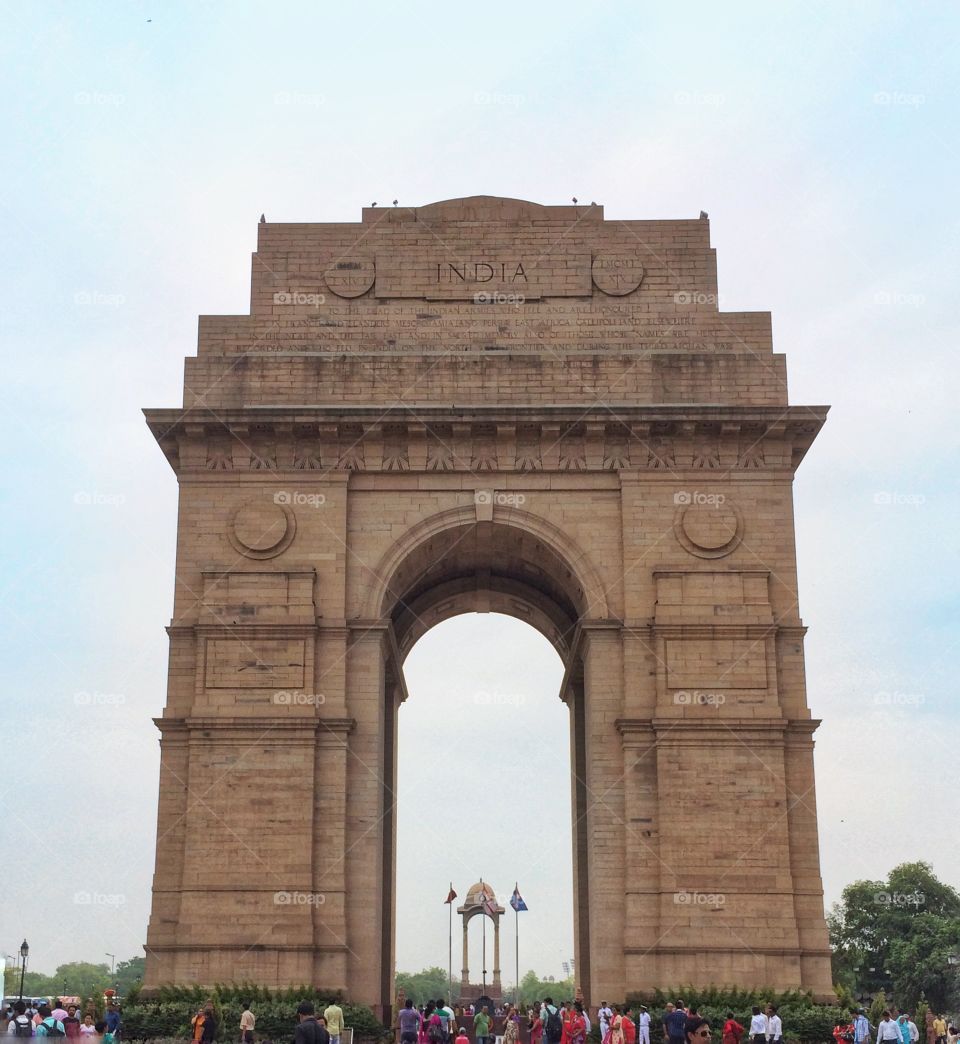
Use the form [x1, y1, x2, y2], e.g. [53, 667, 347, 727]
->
[510, 886, 528, 912]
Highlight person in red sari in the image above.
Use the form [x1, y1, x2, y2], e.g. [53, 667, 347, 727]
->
[531, 1008, 544, 1044]
[568, 1005, 587, 1044]
[723, 1013, 744, 1044]
[622, 1010, 636, 1044]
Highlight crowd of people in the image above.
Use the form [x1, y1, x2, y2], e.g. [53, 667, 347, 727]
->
[833, 1010, 959, 1044]
[394, 997, 771, 1044]
[6, 994, 958, 1044]
[392, 998, 960, 1044]
[1, 1001, 122, 1040]
[397, 997, 593, 1044]
[187, 998, 346, 1044]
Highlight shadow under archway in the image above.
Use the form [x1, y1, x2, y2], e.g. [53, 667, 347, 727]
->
[370, 512, 603, 1017]
[396, 613, 573, 1002]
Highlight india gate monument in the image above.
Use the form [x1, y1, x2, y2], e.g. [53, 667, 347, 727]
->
[142, 196, 834, 1012]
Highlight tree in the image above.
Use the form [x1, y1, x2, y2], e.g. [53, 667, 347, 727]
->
[2, 962, 112, 1000]
[828, 862, 960, 1011]
[394, 967, 451, 1004]
[51, 962, 112, 997]
[3, 968, 57, 998]
[868, 991, 888, 1027]
[114, 958, 145, 995]
[516, 971, 575, 1007]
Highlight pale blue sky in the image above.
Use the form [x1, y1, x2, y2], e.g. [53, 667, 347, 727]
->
[1, 0, 957, 986]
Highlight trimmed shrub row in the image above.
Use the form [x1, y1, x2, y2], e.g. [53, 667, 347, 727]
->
[122, 986, 384, 1043]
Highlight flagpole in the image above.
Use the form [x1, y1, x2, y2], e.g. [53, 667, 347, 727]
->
[448, 881, 453, 1002]
[515, 881, 519, 1007]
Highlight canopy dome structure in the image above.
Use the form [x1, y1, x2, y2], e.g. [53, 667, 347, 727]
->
[459, 880, 504, 914]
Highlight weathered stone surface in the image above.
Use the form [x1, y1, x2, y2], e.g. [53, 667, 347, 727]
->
[142, 197, 833, 1013]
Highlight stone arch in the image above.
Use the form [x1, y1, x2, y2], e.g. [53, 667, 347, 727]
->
[364, 505, 604, 1017]
[361, 504, 610, 661]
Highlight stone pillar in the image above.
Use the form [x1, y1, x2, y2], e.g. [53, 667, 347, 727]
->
[313, 716, 355, 992]
[344, 624, 391, 1019]
[462, 919, 470, 989]
[616, 717, 660, 991]
[143, 718, 189, 986]
[566, 663, 590, 1004]
[579, 622, 626, 1003]
[492, 916, 501, 989]
[784, 721, 834, 998]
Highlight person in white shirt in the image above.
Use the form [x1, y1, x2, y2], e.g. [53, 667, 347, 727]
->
[7, 1002, 32, 1037]
[878, 1014, 903, 1044]
[639, 1008, 651, 1044]
[765, 1007, 782, 1044]
[908, 1021, 920, 1044]
[749, 1008, 767, 1044]
[599, 1005, 613, 1042]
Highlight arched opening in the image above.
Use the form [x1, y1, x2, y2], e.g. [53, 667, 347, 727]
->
[366, 511, 604, 1015]
[396, 612, 573, 1001]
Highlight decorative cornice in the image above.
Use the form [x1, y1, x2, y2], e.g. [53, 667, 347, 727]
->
[651, 623, 778, 640]
[615, 716, 808, 746]
[154, 715, 356, 737]
[193, 623, 318, 638]
[145, 942, 349, 953]
[144, 405, 827, 475]
[625, 944, 833, 958]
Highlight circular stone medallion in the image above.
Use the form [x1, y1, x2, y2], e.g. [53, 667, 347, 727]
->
[229, 498, 296, 559]
[674, 500, 743, 559]
[591, 254, 644, 295]
[323, 257, 375, 298]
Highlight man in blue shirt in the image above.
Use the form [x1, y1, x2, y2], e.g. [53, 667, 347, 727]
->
[105, 1004, 121, 1040]
[666, 1003, 687, 1044]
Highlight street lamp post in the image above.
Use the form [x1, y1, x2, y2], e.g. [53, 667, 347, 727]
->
[106, 954, 115, 976]
[18, 940, 28, 1003]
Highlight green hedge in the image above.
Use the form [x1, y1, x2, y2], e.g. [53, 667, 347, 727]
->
[121, 985, 384, 1043]
[622, 988, 839, 1044]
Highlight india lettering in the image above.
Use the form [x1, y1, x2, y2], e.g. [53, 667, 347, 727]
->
[435, 261, 528, 283]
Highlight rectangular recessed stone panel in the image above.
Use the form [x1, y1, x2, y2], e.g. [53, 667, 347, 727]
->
[665, 638, 768, 689]
[375, 251, 591, 300]
[209, 572, 289, 606]
[203, 638, 306, 689]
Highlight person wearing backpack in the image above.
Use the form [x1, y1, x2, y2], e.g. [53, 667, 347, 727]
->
[9, 1002, 33, 1038]
[543, 1000, 563, 1044]
[437, 1000, 455, 1044]
[33, 1007, 64, 1039]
